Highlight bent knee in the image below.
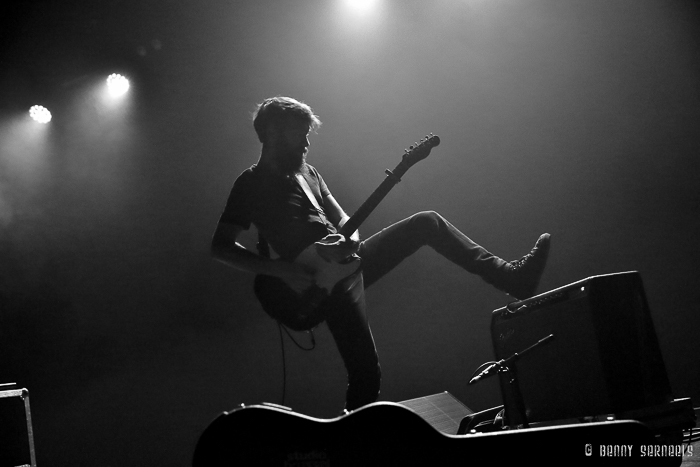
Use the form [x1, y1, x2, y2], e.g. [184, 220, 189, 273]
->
[409, 210, 444, 233]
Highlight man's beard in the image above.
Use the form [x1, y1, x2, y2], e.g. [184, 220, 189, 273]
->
[277, 147, 308, 175]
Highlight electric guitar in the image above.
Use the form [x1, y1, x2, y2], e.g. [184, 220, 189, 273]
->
[192, 401, 656, 466]
[254, 134, 440, 330]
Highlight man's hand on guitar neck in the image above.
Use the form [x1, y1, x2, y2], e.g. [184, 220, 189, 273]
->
[320, 198, 361, 263]
[315, 234, 360, 263]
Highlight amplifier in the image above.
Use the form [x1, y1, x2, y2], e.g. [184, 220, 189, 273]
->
[490, 271, 673, 427]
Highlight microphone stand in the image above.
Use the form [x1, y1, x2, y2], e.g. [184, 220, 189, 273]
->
[469, 334, 554, 429]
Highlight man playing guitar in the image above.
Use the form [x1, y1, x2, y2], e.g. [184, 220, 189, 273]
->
[211, 96, 550, 412]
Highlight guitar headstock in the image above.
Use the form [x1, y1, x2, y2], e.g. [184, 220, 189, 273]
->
[402, 134, 440, 167]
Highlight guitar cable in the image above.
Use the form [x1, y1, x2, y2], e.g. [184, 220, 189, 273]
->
[277, 321, 316, 406]
[257, 233, 318, 404]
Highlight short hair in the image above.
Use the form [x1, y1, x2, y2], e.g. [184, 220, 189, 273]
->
[252, 96, 322, 143]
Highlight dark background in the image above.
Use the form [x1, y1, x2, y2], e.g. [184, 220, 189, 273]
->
[1, 0, 699, 465]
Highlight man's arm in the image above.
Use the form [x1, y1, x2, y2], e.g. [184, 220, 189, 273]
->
[323, 194, 360, 244]
[211, 222, 315, 289]
[316, 194, 361, 264]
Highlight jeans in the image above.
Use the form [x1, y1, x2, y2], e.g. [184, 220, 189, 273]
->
[324, 211, 506, 411]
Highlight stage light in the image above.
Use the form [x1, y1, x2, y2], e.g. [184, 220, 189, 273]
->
[106, 73, 130, 97]
[29, 105, 52, 124]
[344, 0, 378, 13]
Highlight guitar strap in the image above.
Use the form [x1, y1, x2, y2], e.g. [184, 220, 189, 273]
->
[295, 173, 323, 212]
[295, 173, 334, 232]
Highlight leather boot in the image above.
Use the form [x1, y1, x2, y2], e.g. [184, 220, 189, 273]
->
[493, 233, 551, 300]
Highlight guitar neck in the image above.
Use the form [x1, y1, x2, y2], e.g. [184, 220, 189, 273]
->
[339, 159, 413, 238]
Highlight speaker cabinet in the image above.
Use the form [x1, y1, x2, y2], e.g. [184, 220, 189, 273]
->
[0, 386, 37, 467]
[491, 271, 673, 427]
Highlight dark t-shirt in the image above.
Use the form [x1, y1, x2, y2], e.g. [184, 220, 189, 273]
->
[218, 164, 336, 261]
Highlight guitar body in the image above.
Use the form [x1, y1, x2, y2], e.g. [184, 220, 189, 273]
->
[254, 244, 363, 331]
[192, 402, 656, 466]
[290, 243, 362, 294]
